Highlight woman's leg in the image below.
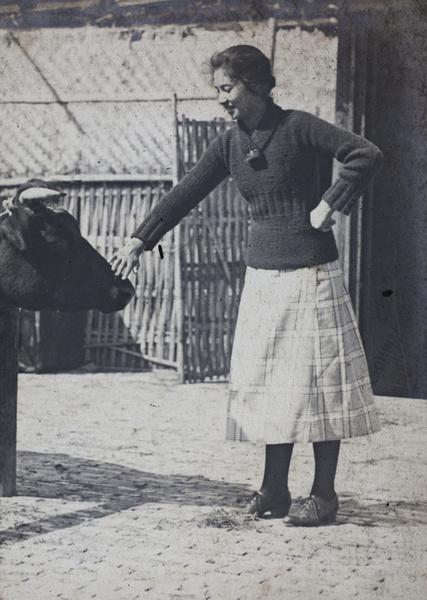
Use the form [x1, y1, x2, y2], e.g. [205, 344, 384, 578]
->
[248, 443, 293, 518]
[260, 443, 294, 497]
[284, 440, 340, 526]
[310, 440, 340, 500]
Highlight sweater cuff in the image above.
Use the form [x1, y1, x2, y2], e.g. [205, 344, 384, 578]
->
[131, 209, 173, 250]
[321, 178, 364, 216]
[131, 233, 153, 251]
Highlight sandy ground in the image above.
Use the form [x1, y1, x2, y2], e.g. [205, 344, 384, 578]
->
[0, 371, 426, 600]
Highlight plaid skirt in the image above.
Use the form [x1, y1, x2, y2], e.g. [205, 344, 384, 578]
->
[226, 261, 380, 444]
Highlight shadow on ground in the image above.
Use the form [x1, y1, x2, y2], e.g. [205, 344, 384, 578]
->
[0, 451, 251, 545]
[337, 493, 427, 528]
[2, 452, 426, 546]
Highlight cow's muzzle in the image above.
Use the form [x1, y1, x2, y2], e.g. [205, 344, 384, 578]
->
[103, 277, 135, 313]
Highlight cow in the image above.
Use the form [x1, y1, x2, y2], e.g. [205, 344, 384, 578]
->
[0, 180, 136, 497]
[0, 180, 135, 312]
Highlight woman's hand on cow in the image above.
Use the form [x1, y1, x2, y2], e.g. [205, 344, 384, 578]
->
[310, 200, 336, 232]
[110, 238, 145, 279]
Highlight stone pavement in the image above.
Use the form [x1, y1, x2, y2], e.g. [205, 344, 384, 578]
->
[0, 372, 426, 599]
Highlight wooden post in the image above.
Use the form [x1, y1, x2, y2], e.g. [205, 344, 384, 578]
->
[0, 306, 18, 496]
[171, 94, 185, 383]
[268, 17, 277, 70]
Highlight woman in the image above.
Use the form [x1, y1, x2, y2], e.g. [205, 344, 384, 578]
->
[111, 45, 383, 526]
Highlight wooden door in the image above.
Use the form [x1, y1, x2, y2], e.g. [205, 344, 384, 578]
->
[335, 3, 426, 397]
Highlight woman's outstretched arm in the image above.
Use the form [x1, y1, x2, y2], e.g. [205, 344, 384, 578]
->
[111, 139, 229, 279]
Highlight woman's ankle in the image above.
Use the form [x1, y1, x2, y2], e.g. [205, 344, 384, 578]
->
[260, 484, 290, 499]
[309, 488, 337, 502]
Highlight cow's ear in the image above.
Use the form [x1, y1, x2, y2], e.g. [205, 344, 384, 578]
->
[1, 219, 27, 252]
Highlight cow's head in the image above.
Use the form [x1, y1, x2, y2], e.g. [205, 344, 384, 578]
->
[0, 180, 135, 312]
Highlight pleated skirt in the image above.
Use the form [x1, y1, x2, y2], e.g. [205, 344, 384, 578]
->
[226, 261, 380, 444]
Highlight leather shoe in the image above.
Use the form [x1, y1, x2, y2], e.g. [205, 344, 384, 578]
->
[247, 489, 291, 519]
[284, 494, 339, 526]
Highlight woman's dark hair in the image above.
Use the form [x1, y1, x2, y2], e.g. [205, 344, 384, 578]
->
[210, 45, 276, 97]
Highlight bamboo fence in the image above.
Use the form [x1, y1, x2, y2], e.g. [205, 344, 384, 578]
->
[3, 117, 250, 380]
[8, 179, 178, 372]
[178, 119, 249, 381]
[61, 180, 179, 371]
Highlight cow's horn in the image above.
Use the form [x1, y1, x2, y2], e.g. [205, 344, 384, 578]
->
[19, 187, 65, 204]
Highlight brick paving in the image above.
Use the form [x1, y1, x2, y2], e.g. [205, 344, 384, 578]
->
[0, 372, 426, 599]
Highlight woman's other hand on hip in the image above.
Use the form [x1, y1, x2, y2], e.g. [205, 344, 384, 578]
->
[310, 200, 336, 232]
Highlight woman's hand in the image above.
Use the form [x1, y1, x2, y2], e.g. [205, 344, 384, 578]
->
[110, 238, 145, 279]
[310, 200, 336, 232]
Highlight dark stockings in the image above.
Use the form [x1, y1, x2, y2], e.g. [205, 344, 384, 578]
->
[260, 440, 340, 501]
[260, 443, 293, 499]
[310, 440, 340, 501]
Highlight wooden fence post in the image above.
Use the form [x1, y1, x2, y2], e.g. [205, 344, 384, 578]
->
[0, 306, 18, 496]
[172, 93, 185, 382]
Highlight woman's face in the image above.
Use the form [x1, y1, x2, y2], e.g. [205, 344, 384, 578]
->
[213, 68, 265, 123]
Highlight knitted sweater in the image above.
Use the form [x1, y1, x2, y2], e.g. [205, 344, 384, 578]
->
[133, 101, 384, 269]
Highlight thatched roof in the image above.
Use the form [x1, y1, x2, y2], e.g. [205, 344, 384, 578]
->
[0, 23, 338, 180]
